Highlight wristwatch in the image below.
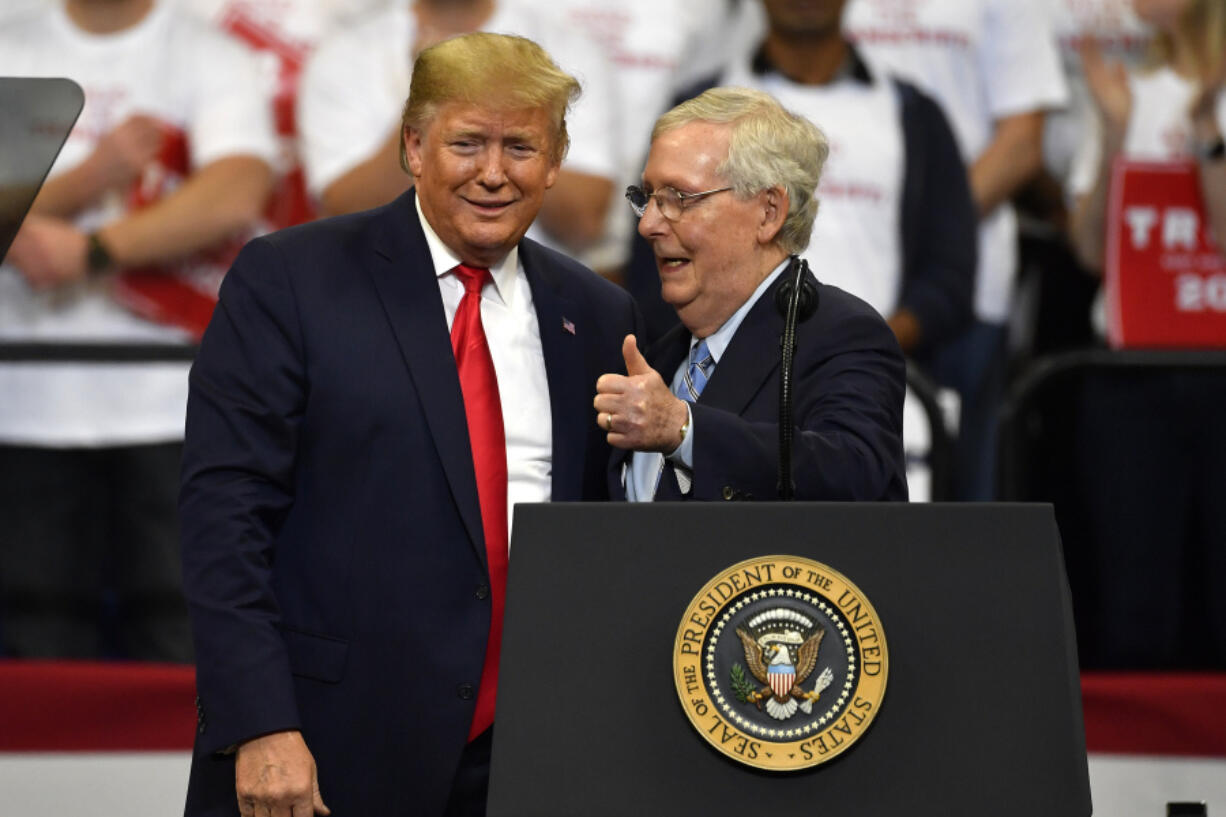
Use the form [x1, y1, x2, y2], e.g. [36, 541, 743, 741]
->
[1195, 135, 1226, 162]
[85, 231, 114, 276]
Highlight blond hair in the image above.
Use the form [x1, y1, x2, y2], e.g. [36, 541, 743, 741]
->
[652, 87, 830, 254]
[1146, 0, 1226, 79]
[399, 32, 580, 172]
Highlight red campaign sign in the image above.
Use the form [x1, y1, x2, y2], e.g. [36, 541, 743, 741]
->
[1105, 159, 1226, 348]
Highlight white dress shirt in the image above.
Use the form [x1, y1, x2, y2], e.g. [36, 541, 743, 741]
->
[415, 198, 553, 545]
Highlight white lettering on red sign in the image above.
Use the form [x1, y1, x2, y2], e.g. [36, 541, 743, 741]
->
[1176, 275, 1226, 312]
[1125, 206, 1203, 250]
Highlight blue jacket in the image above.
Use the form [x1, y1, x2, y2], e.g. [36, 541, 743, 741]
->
[181, 190, 641, 815]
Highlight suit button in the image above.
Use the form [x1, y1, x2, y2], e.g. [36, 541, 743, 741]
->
[722, 486, 735, 500]
[457, 683, 475, 700]
[475, 584, 490, 600]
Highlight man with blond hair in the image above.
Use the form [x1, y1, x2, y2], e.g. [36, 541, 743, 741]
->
[297, 0, 619, 260]
[181, 32, 639, 817]
[596, 87, 906, 502]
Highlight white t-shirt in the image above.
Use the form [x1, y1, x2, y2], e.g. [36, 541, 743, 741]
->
[0, 0, 277, 446]
[183, 0, 387, 228]
[722, 57, 906, 318]
[1041, 0, 1151, 185]
[0, 0, 46, 22]
[297, 0, 620, 254]
[512, 0, 735, 269]
[184, 0, 381, 41]
[844, 0, 1069, 323]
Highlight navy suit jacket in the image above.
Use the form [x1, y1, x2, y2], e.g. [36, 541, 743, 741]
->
[180, 191, 640, 816]
[611, 269, 907, 502]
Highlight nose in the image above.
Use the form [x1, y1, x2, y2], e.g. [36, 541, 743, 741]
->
[637, 194, 668, 238]
[477, 146, 507, 188]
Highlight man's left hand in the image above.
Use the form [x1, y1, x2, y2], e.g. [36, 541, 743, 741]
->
[594, 334, 689, 453]
[7, 215, 90, 290]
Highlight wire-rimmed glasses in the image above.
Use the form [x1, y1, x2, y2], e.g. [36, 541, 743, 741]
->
[624, 185, 732, 220]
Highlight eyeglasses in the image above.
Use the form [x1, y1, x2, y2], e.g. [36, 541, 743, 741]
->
[625, 185, 732, 220]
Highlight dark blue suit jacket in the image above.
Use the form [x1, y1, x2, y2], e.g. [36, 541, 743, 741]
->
[611, 269, 907, 502]
[180, 191, 640, 816]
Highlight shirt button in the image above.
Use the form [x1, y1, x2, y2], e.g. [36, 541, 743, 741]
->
[457, 683, 475, 700]
[475, 584, 490, 600]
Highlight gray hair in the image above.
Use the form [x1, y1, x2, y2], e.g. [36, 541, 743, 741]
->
[653, 87, 829, 254]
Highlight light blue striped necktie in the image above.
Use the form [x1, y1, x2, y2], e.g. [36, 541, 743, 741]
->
[677, 339, 715, 403]
[657, 339, 714, 498]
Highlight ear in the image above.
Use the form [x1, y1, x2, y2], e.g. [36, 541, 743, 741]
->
[404, 126, 425, 178]
[757, 186, 789, 245]
[544, 157, 561, 190]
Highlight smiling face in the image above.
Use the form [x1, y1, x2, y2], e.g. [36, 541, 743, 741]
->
[405, 101, 561, 267]
[638, 120, 788, 337]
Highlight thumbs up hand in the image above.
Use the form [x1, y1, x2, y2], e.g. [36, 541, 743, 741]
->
[594, 335, 691, 453]
[621, 334, 652, 376]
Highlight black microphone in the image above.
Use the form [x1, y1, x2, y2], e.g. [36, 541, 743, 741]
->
[776, 256, 818, 500]
[774, 258, 818, 323]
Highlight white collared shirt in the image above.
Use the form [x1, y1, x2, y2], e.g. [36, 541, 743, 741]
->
[416, 198, 553, 546]
[626, 258, 790, 501]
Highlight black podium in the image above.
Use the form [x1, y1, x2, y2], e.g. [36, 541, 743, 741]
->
[489, 503, 1090, 817]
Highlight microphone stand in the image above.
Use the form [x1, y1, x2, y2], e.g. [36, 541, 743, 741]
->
[777, 257, 816, 500]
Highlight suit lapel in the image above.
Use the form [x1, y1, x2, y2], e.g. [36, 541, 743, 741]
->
[697, 277, 786, 415]
[364, 192, 486, 567]
[647, 325, 692, 382]
[519, 241, 587, 502]
[611, 274, 799, 498]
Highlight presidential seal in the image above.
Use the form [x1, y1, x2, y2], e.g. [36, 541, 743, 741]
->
[673, 555, 887, 772]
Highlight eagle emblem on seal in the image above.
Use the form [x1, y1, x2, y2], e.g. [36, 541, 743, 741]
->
[731, 608, 834, 720]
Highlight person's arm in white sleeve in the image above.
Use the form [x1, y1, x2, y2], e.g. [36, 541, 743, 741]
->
[298, 16, 410, 216]
[972, 0, 1069, 216]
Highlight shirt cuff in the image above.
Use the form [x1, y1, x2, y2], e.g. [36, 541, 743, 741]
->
[666, 402, 694, 469]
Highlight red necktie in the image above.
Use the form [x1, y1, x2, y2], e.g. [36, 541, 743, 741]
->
[451, 263, 508, 741]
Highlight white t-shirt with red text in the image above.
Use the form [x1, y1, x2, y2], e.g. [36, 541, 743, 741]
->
[845, 0, 1068, 324]
[0, 0, 276, 446]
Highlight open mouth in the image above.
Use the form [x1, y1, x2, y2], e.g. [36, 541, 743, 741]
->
[658, 256, 691, 271]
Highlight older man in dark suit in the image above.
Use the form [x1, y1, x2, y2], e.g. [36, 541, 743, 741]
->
[596, 87, 906, 503]
[180, 32, 639, 817]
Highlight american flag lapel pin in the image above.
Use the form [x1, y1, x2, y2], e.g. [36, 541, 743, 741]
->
[562, 317, 576, 335]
